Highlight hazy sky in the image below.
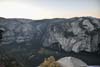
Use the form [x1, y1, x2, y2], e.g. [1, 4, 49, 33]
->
[0, 0, 100, 19]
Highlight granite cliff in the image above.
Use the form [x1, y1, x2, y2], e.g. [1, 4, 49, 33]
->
[0, 17, 100, 52]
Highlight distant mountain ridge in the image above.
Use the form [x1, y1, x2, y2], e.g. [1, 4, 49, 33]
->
[0, 17, 100, 52]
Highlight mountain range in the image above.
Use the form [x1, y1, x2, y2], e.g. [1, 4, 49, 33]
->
[0, 17, 100, 67]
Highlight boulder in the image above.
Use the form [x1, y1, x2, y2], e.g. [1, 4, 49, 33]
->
[57, 57, 88, 67]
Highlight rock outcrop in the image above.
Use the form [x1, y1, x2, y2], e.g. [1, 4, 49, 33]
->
[57, 57, 88, 67]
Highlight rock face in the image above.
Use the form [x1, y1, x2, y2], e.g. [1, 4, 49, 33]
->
[43, 17, 100, 52]
[57, 57, 88, 67]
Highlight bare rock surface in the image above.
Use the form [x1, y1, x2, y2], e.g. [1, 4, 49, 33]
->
[57, 57, 88, 67]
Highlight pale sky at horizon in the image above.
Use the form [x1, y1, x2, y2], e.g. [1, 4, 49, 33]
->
[0, 0, 100, 19]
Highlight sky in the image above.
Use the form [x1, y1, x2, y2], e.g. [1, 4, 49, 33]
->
[0, 0, 100, 19]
